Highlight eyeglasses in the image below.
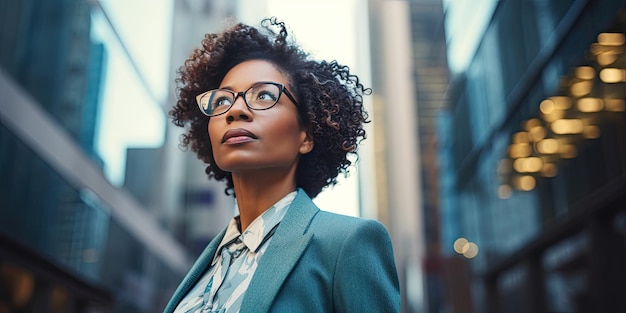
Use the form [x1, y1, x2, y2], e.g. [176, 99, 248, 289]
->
[196, 81, 299, 117]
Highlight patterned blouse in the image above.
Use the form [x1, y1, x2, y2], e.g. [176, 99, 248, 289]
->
[173, 191, 296, 313]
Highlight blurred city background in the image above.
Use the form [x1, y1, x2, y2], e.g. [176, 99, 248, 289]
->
[1, 0, 626, 312]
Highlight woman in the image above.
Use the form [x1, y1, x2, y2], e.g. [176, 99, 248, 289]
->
[164, 18, 400, 313]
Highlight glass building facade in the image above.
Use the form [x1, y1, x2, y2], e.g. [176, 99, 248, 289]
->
[440, 1, 626, 312]
[0, 1, 189, 312]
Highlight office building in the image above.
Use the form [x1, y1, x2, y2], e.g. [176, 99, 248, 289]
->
[440, 1, 626, 312]
[367, 0, 449, 311]
[0, 1, 192, 311]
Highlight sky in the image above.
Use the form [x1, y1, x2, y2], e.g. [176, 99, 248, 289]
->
[442, 0, 499, 73]
[92, 0, 173, 186]
[93, 0, 364, 217]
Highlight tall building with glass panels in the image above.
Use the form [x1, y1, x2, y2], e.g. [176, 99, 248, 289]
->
[440, 1, 626, 312]
[0, 1, 194, 312]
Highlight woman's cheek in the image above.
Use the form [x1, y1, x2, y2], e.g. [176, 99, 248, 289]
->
[208, 122, 223, 166]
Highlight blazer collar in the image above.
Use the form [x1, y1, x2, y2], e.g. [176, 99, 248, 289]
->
[163, 189, 318, 313]
[240, 188, 319, 312]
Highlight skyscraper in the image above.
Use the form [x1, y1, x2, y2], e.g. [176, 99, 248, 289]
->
[440, 1, 626, 312]
[0, 1, 190, 311]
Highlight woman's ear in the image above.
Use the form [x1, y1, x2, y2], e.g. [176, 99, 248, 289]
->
[299, 132, 314, 154]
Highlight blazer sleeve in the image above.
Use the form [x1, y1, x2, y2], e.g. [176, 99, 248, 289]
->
[333, 219, 400, 312]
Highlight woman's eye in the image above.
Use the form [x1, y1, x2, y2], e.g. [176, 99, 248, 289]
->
[213, 97, 233, 107]
[257, 91, 277, 101]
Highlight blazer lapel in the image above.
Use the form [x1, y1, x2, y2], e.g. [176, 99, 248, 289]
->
[163, 228, 227, 313]
[240, 189, 319, 312]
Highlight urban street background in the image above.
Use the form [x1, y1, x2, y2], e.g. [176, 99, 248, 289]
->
[1, 0, 626, 312]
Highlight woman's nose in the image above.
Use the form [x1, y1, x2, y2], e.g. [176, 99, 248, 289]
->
[225, 95, 252, 122]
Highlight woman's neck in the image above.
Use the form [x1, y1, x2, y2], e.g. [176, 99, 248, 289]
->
[232, 169, 297, 231]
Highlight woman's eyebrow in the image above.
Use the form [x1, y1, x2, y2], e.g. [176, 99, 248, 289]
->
[218, 82, 266, 91]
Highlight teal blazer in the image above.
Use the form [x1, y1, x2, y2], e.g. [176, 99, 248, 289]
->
[163, 189, 400, 312]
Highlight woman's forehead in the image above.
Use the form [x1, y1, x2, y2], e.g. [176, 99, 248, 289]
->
[219, 60, 290, 89]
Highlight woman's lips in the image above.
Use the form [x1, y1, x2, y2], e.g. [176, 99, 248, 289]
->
[222, 128, 258, 144]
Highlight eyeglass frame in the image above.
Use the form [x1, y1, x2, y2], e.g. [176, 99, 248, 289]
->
[195, 81, 299, 117]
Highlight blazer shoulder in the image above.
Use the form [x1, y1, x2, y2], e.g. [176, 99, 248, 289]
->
[315, 210, 386, 227]
[310, 210, 391, 239]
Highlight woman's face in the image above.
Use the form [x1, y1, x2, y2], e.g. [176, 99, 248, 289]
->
[208, 59, 313, 175]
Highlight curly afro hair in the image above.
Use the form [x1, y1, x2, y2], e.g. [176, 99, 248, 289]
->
[170, 17, 370, 198]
